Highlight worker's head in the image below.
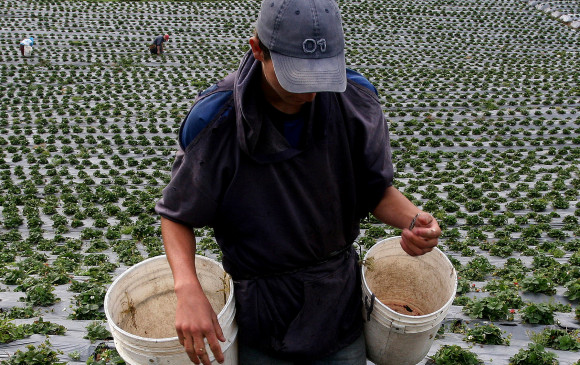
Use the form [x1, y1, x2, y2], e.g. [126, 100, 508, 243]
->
[250, 34, 317, 110]
[164, 34, 169, 41]
[253, 0, 346, 94]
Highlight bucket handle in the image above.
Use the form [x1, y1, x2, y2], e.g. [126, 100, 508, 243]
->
[364, 293, 376, 321]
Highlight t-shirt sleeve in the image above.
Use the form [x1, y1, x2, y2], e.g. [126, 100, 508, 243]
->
[155, 148, 220, 228]
[361, 105, 394, 212]
[343, 76, 394, 214]
[156, 79, 235, 227]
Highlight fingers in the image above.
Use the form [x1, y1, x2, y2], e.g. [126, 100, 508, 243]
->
[401, 215, 440, 256]
[399, 237, 425, 256]
[213, 315, 226, 342]
[205, 332, 225, 364]
[193, 335, 210, 365]
[410, 213, 441, 239]
[207, 316, 225, 363]
[176, 316, 225, 365]
[413, 226, 441, 240]
[415, 212, 434, 227]
[404, 225, 439, 244]
[181, 335, 201, 365]
[181, 334, 209, 365]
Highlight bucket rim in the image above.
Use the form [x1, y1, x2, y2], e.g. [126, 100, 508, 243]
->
[104, 254, 234, 343]
[362, 236, 457, 320]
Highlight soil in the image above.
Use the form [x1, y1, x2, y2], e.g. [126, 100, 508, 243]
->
[366, 251, 453, 316]
[117, 284, 228, 339]
[380, 299, 425, 316]
[118, 290, 178, 339]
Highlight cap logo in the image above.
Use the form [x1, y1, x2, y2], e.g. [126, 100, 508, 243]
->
[302, 38, 327, 54]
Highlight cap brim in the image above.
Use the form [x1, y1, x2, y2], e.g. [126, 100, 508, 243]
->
[271, 51, 346, 93]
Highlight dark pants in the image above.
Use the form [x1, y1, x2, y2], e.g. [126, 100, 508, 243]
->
[20, 45, 24, 56]
[239, 333, 367, 365]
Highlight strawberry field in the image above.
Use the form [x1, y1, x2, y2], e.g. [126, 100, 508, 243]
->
[1, 0, 579, 364]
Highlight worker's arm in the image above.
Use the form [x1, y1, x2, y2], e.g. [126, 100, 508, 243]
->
[161, 217, 225, 365]
[372, 185, 440, 256]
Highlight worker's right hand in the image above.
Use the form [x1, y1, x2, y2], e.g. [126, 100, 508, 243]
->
[175, 284, 225, 364]
[400, 212, 440, 256]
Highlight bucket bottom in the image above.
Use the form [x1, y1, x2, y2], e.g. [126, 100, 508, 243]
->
[365, 322, 442, 365]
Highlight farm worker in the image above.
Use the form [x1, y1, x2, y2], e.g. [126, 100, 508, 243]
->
[150, 34, 169, 55]
[155, 0, 441, 364]
[20, 36, 34, 56]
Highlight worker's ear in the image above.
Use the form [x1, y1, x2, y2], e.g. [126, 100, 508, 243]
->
[249, 36, 265, 62]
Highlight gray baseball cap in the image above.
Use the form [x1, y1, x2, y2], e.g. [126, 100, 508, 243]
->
[256, 0, 346, 93]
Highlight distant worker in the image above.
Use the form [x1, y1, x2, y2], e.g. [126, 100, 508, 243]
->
[150, 34, 169, 55]
[20, 36, 34, 57]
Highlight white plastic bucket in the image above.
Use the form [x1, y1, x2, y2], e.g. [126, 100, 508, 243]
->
[362, 237, 456, 365]
[104, 255, 238, 365]
[23, 45, 32, 56]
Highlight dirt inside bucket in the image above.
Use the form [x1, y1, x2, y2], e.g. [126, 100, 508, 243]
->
[365, 254, 446, 316]
[118, 290, 178, 338]
[118, 285, 228, 339]
[379, 298, 424, 316]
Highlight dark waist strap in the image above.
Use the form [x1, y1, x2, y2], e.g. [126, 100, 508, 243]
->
[231, 244, 355, 281]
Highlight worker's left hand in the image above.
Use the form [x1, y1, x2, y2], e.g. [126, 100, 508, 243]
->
[400, 213, 440, 256]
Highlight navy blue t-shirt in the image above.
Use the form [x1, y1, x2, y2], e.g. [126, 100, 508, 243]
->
[265, 102, 305, 149]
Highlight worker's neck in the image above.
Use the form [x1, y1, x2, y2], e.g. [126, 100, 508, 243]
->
[260, 77, 298, 115]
